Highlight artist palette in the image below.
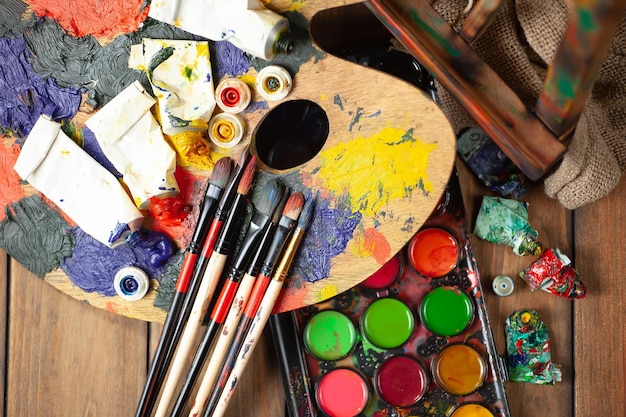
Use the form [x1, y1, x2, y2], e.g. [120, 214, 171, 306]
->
[272, 173, 511, 417]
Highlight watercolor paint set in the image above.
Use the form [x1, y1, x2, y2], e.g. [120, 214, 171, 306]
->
[270, 172, 511, 417]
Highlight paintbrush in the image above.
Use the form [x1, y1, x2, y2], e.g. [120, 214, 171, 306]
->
[134, 156, 231, 417]
[202, 197, 314, 417]
[153, 155, 257, 417]
[169, 181, 284, 417]
[186, 190, 304, 417]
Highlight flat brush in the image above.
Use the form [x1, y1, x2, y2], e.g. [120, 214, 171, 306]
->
[203, 197, 314, 417]
[187, 190, 304, 417]
[134, 156, 231, 417]
[153, 155, 256, 417]
[169, 181, 283, 417]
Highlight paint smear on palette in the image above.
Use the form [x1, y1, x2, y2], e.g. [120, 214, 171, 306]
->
[0, 0, 29, 37]
[61, 227, 169, 296]
[292, 198, 362, 283]
[0, 195, 74, 277]
[212, 40, 251, 79]
[24, 18, 194, 109]
[145, 166, 207, 247]
[0, 141, 26, 221]
[0, 36, 81, 137]
[316, 127, 438, 217]
[27, 0, 149, 39]
[166, 130, 219, 171]
[352, 227, 391, 265]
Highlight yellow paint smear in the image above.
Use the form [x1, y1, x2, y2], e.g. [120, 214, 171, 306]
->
[318, 284, 338, 301]
[317, 127, 437, 217]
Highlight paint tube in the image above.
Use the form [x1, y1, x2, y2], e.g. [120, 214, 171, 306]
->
[14, 115, 144, 248]
[85, 81, 179, 209]
[148, 0, 292, 60]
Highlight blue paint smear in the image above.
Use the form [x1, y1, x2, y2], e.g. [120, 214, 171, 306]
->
[0, 36, 81, 136]
[81, 126, 120, 176]
[212, 40, 251, 79]
[61, 227, 170, 296]
[292, 198, 362, 283]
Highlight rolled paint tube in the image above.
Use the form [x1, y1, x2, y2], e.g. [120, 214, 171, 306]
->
[14, 115, 144, 248]
[85, 81, 179, 209]
[148, 0, 293, 60]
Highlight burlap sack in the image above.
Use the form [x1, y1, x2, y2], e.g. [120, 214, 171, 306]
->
[433, 0, 626, 209]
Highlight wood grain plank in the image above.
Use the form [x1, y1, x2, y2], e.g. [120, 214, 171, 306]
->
[457, 162, 573, 417]
[574, 177, 626, 417]
[0, 249, 7, 417]
[6, 259, 148, 417]
[144, 321, 285, 417]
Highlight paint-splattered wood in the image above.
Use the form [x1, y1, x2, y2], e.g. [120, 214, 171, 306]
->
[457, 161, 574, 417]
[0, 249, 7, 417]
[5, 259, 148, 417]
[22, 0, 456, 322]
[6, 164, 626, 417]
[574, 176, 626, 417]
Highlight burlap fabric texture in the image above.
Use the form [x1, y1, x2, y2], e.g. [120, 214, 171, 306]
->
[432, 0, 626, 209]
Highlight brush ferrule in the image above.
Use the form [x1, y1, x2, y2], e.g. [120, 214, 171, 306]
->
[260, 217, 296, 277]
[231, 210, 271, 274]
[273, 228, 305, 283]
[215, 195, 246, 254]
[189, 195, 220, 252]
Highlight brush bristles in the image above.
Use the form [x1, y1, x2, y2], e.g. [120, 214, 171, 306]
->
[272, 189, 290, 224]
[298, 198, 314, 229]
[283, 192, 304, 221]
[209, 157, 232, 189]
[237, 155, 257, 195]
[235, 145, 250, 168]
[255, 180, 282, 216]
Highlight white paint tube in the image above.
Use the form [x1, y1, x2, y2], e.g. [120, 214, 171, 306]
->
[14, 115, 144, 248]
[85, 81, 179, 209]
[148, 0, 291, 60]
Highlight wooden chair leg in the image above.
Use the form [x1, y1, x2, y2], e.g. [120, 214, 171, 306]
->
[364, 0, 567, 181]
[536, 0, 626, 139]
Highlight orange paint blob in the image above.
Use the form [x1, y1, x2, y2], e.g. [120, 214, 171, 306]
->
[450, 403, 495, 417]
[354, 227, 391, 265]
[408, 227, 459, 277]
[0, 142, 26, 221]
[28, 0, 149, 39]
[432, 344, 486, 396]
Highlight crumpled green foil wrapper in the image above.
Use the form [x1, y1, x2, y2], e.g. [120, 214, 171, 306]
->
[474, 196, 542, 256]
[505, 309, 562, 384]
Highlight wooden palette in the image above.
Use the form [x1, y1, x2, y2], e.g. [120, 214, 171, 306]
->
[1, 0, 456, 322]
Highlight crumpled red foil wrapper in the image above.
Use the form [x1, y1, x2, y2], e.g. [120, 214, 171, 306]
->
[520, 248, 586, 299]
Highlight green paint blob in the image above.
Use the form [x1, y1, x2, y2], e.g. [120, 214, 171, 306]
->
[361, 298, 414, 349]
[420, 287, 473, 336]
[304, 310, 357, 360]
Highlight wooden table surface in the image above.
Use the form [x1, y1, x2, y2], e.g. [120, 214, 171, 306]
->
[1, 160, 624, 417]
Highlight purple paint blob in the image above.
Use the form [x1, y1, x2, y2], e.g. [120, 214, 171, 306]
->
[293, 198, 362, 282]
[61, 227, 171, 296]
[212, 40, 251, 79]
[81, 126, 120, 176]
[0, 36, 81, 136]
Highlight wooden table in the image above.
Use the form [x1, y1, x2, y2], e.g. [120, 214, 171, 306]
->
[2, 160, 624, 417]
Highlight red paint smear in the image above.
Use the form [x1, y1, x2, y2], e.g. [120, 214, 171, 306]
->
[28, 0, 149, 39]
[145, 166, 206, 248]
[360, 227, 391, 265]
[273, 279, 309, 313]
[0, 142, 26, 222]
